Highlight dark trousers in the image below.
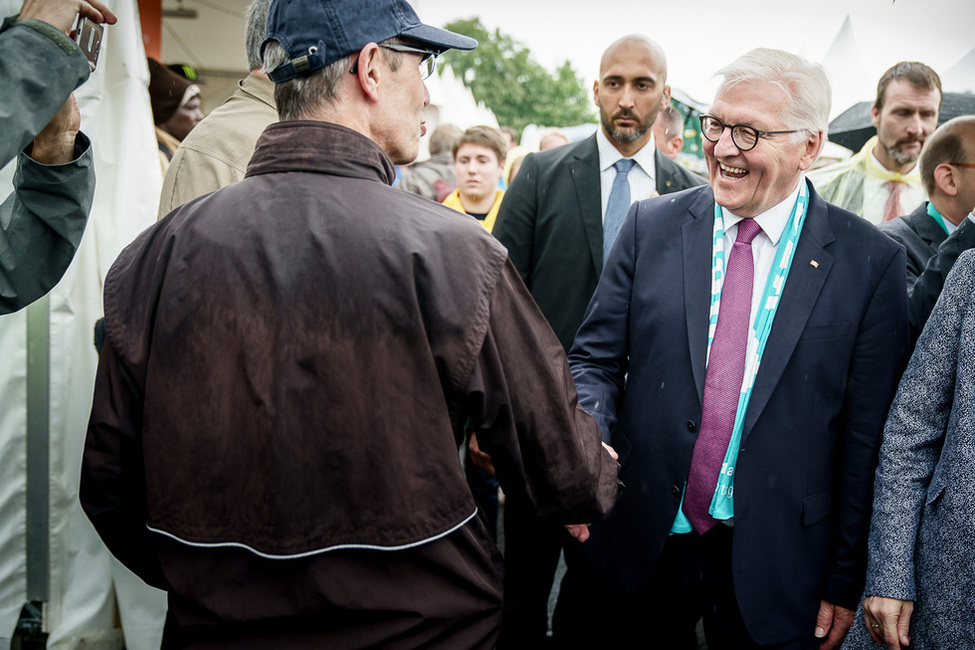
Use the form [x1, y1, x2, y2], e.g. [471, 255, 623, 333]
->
[495, 492, 565, 649]
[553, 525, 819, 650]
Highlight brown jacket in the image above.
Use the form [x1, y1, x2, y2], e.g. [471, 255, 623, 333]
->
[82, 121, 617, 648]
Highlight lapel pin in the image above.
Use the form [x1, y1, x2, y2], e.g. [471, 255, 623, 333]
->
[810, 260, 819, 268]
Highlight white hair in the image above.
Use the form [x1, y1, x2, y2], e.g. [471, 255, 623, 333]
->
[714, 48, 831, 142]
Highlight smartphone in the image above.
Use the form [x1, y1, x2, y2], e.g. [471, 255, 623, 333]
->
[73, 16, 104, 72]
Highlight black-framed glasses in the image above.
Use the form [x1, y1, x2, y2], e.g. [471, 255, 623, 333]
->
[349, 42, 439, 80]
[698, 114, 802, 151]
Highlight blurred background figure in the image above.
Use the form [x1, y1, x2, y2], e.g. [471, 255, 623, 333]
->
[538, 128, 569, 151]
[400, 122, 462, 202]
[147, 57, 203, 174]
[158, 0, 277, 217]
[652, 103, 684, 160]
[443, 125, 507, 231]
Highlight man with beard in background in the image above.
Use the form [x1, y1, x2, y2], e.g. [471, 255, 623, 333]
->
[809, 62, 941, 225]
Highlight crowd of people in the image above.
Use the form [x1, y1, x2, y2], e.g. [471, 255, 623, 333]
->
[2, 0, 974, 648]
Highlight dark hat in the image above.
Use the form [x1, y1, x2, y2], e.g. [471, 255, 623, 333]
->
[147, 58, 198, 125]
[263, 0, 477, 83]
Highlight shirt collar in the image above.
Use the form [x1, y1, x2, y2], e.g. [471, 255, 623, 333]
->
[722, 181, 803, 246]
[596, 127, 657, 179]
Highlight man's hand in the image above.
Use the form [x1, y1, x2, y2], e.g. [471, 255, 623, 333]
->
[813, 600, 855, 650]
[564, 443, 619, 543]
[467, 433, 495, 476]
[18, 0, 117, 36]
[864, 596, 913, 650]
[30, 94, 80, 164]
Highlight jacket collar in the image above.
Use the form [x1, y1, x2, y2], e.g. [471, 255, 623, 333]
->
[246, 120, 396, 185]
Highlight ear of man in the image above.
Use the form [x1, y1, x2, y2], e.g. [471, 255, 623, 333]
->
[933, 163, 959, 197]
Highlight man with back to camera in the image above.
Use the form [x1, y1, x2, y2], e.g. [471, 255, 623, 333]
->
[491, 33, 704, 648]
[809, 62, 941, 225]
[877, 115, 975, 343]
[556, 48, 908, 650]
[158, 0, 278, 217]
[79, 0, 619, 647]
[0, 0, 116, 313]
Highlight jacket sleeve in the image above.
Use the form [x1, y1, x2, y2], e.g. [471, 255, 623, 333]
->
[492, 153, 539, 285]
[907, 217, 975, 343]
[0, 18, 90, 167]
[822, 244, 910, 609]
[0, 135, 94, 313]
[466, 259, 619, 524]
[865, 251, 975, 601]
[81, 339, 171, 590]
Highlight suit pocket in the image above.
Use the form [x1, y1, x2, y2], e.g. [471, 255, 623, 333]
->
[802, 489, 832, 526]
[799, 321, 851, 341]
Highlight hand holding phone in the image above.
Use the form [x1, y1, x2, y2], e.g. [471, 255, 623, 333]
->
[73, 15, 103, 71]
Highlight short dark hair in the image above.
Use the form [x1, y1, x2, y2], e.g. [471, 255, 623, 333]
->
[874, 62, 942, 112]
[920, 116, 975, 195]
[453, 126, 507, 165]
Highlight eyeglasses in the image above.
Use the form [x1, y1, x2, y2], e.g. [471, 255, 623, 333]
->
[348, 42, 439, 80]
[949, 162, 975, 169]
[698, 114, 803, 151]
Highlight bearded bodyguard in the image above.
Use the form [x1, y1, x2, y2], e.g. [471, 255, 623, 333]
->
[80, 1, 618, 647]
[555, 49, 908, 650]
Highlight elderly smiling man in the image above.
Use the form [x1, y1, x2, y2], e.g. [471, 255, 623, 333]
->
[555, 49, 909, 650]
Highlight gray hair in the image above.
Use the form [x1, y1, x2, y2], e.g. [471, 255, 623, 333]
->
[245, 0, 273, 71]
[262, 39, 401, 121]
[714, 48, 831, 142]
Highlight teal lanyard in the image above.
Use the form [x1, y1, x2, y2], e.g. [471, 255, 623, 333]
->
[674, 183, 809, 532]
[926, 202, 951, 236]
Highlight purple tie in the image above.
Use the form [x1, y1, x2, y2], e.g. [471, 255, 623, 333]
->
[684, 218, 762, 534]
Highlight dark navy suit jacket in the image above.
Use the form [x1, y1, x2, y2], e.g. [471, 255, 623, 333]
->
[568, 181, 909, 644]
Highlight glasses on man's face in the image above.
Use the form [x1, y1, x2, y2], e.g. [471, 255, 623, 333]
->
[950, 162, 975, 170]
[698, 114, 802, 151]
[380, 42, 439, 80]
[349, 42, 439, 80]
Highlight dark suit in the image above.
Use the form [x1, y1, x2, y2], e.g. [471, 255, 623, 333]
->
[905, 216, 975, 343]
[494, 133, 704, 351]
[564, 182, 909, 646]
[878, 203, 947, 288]
[491, 134, 703, 647]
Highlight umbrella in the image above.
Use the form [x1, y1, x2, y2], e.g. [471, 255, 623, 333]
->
[828, 92, 975, 152]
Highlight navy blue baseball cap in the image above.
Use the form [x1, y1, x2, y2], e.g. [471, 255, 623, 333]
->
[263, 0, 477, 83]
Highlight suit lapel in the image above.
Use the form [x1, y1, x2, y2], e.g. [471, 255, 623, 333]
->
[743, 183, 835, 441]
[683, 189, 717, 405]
[570, 136, 604, 275]
[910, 204, 948, 247]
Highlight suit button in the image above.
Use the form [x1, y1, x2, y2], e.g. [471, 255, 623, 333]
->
[671, 485, 681, 498]
[687, 420, 697, 432]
